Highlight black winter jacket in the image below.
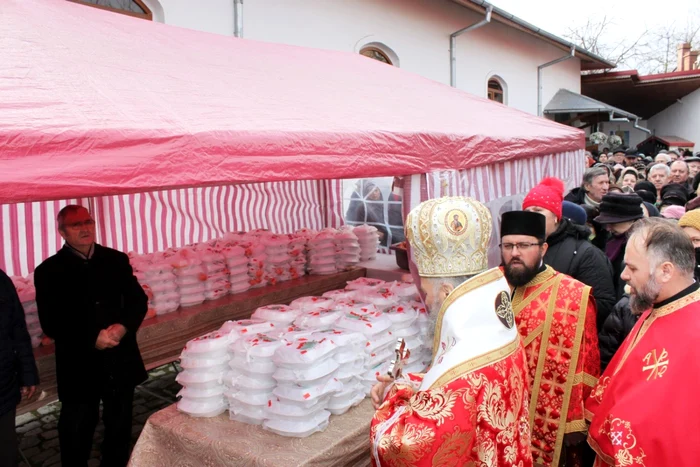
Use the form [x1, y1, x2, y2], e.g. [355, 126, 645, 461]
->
[564, 187, 587, 205]
[609, 239, 628, 302]
[35, 244, 148, 402]
[544, 219, 616, 330]
[0, 269, 39, 417]
[598, 295, 640, 371]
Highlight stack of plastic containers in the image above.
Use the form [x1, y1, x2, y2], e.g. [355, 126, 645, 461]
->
[266, 336, 341, 437]
[307, 230, 338, 276]
[244, 239, 267, 289]
[136, 258, 180, 316]
[171, 249, 207, 307]
[176, 330, 231, 418]
[226, 330, 284, 425]
[287, 234, 308, 280]
[334, 305, 394, 395]
[222, 245, 251, 295]
[335, 228, 361, 271]
[261, 234, 292, 286]
[11, 276, 43, 348]
[199, 247, 229, 301]
[312, 328, 367, 415]
[353, 225, 380, 261]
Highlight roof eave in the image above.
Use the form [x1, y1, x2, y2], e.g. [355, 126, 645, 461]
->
[452, 0, 616, 70]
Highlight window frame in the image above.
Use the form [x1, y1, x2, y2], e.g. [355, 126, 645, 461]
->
[360, 47, 393, 66]
[487, 77, 507, 105]
[68, 0, 153, 20]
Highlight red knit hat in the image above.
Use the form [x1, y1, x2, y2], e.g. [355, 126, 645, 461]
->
[522, 177, 565, 219]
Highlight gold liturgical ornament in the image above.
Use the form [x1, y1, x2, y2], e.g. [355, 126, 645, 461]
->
[406, 196, 492, 277]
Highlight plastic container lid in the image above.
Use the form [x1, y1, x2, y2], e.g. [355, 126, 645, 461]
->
[177, 386, 224, 399]
[175, 369, 224, 387]
[225, 388, 274, 406]
[228, 319, 277, 337]
[226, 372, 277, 391]
[251, 305, 301, 324]
[272, 356, 339, 383]
[179, 353, 230, 370]
[229, 355, 276, 375]
[183, 330, 233, 354]
[289, 296, 334, 312]
[272, 377, 342, 402]
[335, 310, 392, 336]
[230, 333, 284, 359]
[273, 337, 337, 366]
[177, 398, 227, 418]
[311, 328, 366, 348]
[321, 289, 355, 301]
[345, 277, 386, 291]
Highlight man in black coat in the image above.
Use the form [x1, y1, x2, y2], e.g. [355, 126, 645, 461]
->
[523, 178, 616, 330]
[0, 270, 39, 467]
[35, 205, 148, 467]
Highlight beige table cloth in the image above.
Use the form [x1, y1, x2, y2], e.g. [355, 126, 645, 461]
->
[129, 400, 374, 467]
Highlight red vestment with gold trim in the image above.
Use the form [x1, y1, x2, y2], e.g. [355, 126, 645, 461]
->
[370, 350, 533, 467]
[586, 288, 700, 466]
[370, 268, 534, 467]
[510, 266, 600, 467]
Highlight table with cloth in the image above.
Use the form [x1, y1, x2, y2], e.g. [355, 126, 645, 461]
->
[129, 399, 374, 467]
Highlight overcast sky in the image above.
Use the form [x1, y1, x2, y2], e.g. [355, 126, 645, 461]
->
[489, 0, 698, 43]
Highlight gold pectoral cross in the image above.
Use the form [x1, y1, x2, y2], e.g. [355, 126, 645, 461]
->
[642, 348, 669, 381]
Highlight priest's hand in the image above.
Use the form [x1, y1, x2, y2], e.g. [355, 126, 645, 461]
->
[95, 329, 120, 350]
[371, 374, 394, 409]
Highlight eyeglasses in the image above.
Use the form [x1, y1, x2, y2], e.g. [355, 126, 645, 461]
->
[499, 242, 542, 252]
[62, 219, 95, 230]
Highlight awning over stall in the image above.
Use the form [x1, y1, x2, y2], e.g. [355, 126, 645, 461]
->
[544, 89, 639, 120]
[0, 0, 583, 204]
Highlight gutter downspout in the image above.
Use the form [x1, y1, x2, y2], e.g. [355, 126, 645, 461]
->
[450, 5, 492, 87]
[634, 118, 651, 134]
[537, 45, 575, 116]
[233, 0, 243, 38]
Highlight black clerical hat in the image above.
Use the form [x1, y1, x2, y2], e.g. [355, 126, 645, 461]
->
[500, 211, 546, 241]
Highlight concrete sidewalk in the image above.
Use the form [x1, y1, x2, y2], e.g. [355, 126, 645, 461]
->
[15, 363, 181, 467]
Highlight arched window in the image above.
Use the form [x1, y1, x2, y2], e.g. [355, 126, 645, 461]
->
[360, 47, 393, 66]
[70, 0, 153, 20]
[487, 78, 505, 104]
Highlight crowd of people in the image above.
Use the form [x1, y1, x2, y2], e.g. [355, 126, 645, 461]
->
[371, 149, 700, 467]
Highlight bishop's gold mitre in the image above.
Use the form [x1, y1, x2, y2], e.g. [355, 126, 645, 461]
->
[405, 196, 492, 277]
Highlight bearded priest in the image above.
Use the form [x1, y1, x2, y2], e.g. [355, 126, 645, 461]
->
[369, 196, 533, 467]
[586, 218, 700, 466]
[500, 211, 600, 467]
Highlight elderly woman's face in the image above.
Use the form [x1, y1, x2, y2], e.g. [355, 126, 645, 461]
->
[622, 173, 637, 188]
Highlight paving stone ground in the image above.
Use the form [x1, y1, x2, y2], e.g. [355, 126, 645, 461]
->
[15, 363, 182, 467]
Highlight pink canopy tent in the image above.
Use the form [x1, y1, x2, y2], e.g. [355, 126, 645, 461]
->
[0, 0, 583, 205]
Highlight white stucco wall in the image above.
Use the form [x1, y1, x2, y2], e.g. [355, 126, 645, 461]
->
[150, 0, 582, 116]
[648, 87, 700, 148]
